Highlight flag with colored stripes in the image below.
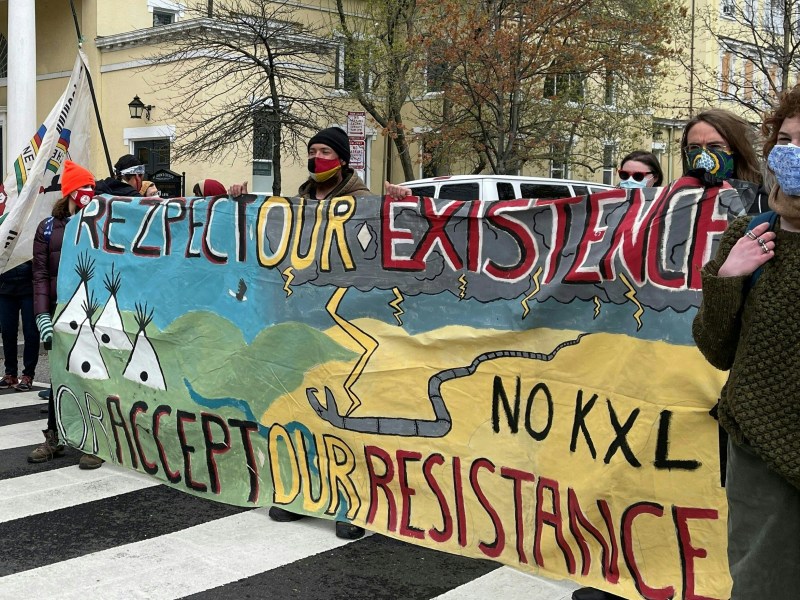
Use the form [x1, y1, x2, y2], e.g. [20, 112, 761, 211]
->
[0, 50, 91, 273]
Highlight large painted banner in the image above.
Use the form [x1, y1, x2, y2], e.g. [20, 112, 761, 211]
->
[0, 51, 91, 272]
[52, 180, 742, 599]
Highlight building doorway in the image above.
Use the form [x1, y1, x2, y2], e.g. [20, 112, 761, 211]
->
[133, 139, 170, 178]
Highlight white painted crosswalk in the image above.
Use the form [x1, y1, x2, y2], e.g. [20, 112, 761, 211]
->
[0, 389, 581, 600]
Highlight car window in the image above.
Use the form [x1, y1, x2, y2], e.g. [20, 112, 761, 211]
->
[571, 185, 589, 197]
[409, 185, 436, 197]
[439, 183, 480, 201]
[589, 186, 612, 194]
[496, 182, 516, 201]
[520, 183, 571, 199]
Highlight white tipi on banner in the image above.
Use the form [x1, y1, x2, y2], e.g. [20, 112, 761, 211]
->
[66, 298, 109, 380]
[94, 264, 133, 351]
[123, 304, 166, 390]
[0, 51, 91, 273]
[54, 252, 94, 334]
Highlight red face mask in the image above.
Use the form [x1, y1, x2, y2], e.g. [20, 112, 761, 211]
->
[308, 157, 342, 183]
[73, 188, 95, 208]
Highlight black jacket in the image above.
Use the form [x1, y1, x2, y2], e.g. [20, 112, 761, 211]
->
[95, 177, 140, 197]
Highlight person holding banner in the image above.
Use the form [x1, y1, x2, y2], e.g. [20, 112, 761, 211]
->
[243, 126, 370, 540]
[616, 150, 664, 189]
[299, 126, 369, 201]
[95, 154, 145, 197]
[680, 108, 767, 214]
[27, 161, 103, 470]
[693, 86, 800, 600]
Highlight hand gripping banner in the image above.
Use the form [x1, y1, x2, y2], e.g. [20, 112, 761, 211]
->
[51, 179, 743, 599]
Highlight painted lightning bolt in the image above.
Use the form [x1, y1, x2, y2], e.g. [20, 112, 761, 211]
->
[281, 267, 295, 297]
[618, 273, 644, 330]
[326, 287, 379, 416]
[389, 287, 405, 326]
[593, 296, 601, 318]
[521, 267, 544, 319]
[458, 274, 468, 300]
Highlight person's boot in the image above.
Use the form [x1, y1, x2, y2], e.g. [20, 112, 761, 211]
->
[335, 521, 365, 540]
[268, 506, 305, 522]
[79, 454, 104, 470]
[27, 429, 65, 463]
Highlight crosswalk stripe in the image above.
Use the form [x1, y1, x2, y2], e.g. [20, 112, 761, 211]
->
[0, 391, 47, 409]
[0, 462, 159, 523]
[0, 419, 47, 450]
[0, 509, 354, 600]
[432, 566, 578, 599]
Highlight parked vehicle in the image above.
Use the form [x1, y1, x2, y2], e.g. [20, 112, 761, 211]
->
[398, 175, 615, 201]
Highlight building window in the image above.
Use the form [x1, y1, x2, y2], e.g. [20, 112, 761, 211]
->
[744, 59, 754, 100]
[335, 40, 370, 93]
[0, 34, 6, 79]
[603, 144, 615, 185]
[153, 10, 176, 26]
[549, 142, 569, 179]
[426, 43, 448, 94]
[604, 70, 615, 106]
[721, 0, 736, 17]
[544, 71, 585, 102]
[148, 1, 184, 26]
[253, 108, 277, 176]
[720, 50, 734, 97]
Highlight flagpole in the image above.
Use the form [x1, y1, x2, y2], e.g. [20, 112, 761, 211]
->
[68, 0, 114, 178]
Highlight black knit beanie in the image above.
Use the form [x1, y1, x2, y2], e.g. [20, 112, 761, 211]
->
[308, 127, 350, 164]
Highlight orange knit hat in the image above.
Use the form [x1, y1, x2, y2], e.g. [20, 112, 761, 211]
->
[61, 160, 95, 197]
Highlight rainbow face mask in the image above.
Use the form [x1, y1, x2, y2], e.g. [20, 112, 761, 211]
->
[308, 157, 342, 183]
[686, 146, 735, 180]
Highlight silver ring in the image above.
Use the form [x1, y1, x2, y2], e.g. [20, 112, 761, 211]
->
[757, 236, 766, 244]
[746, 231, 758, 240]
[760, 241, 769, 254]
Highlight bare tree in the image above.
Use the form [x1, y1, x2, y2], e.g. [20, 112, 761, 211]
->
[333, 0, 421, 181]
[145, 0, 341, 195]
[674, 0, 800, 120]
[411, 0, 678, 176]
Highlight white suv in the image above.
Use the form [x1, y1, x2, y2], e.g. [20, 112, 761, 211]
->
[399, 174, 615, 201]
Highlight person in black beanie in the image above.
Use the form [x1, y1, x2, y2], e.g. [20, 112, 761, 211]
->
[297, 126, 370, 201]
[263, 126, 369, 542]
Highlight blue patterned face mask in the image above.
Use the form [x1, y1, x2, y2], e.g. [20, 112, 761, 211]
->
[768, 143, 800, 196]
[686, 146, 735, 180]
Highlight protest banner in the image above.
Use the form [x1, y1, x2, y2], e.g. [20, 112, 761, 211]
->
[0, 51, 91, 272]
[51, 180, 742, 598]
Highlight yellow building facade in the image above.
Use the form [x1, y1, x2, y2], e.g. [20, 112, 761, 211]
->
[0, 0, 785, 192]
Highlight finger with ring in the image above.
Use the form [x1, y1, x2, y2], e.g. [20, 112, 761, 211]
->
[746, 231, 758, 240]
[760, 241, 770, 254]
[757, 237, 766, 244]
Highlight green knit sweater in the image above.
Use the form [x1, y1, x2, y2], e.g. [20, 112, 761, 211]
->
[693, 215, 800, 489]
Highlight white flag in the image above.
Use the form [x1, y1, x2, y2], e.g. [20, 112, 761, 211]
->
[0, 50, 91, 272]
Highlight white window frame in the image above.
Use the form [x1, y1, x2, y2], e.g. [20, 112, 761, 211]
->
[147, 0, 185, 23]
[602, 143, 616, 185]
[549, 141, 569, 179]
[721, 0, 736, 18]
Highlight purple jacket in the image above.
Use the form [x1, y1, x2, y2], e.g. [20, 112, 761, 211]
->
[32, 215, 68, 315]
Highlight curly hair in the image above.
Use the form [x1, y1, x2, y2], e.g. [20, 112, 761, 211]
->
[680, 108, 762, 185]
[619, 150, 664, 186]
[762, 84, 800, 158]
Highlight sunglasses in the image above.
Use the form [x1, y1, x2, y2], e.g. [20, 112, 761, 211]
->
[618, 170, 652, 182]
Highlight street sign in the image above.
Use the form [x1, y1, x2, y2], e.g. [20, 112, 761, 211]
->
[349, 139, 366, 170]
[346, 111, 366, 138]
